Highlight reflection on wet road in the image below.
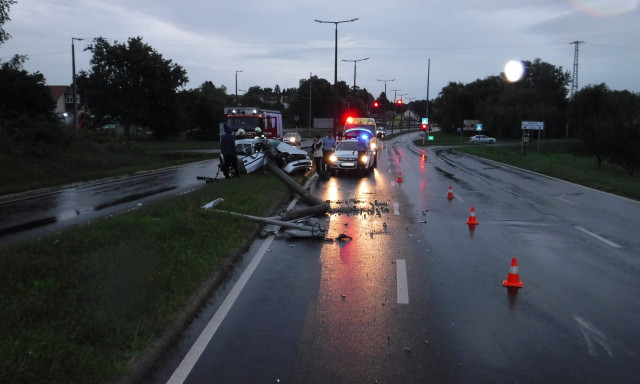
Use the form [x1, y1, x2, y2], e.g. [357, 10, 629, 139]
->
[0, 160, 217, 247]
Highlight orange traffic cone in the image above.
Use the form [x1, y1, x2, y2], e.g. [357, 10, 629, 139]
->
[446, 185, 455, 199]
[397, 172, 403, 182]
[465, 206, 478, 227]
[502, 258, 524, 288]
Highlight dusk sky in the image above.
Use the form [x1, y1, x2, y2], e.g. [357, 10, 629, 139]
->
[2, 0, 639, 101]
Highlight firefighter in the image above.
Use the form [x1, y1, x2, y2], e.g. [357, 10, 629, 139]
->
[221, 126, 239, 178]
[236, 128, 246, 139]
[254, 127, 265, 140]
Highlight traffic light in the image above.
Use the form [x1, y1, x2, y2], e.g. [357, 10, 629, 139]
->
[396, 99, 403, 106]
[373, 100, 379, 109]
[421, 123, 428, 131]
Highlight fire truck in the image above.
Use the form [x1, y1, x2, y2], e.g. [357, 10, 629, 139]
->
[222, 107, 283, 139]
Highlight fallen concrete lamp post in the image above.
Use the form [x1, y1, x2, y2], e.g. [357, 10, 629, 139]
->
[204, 205, 326, 239]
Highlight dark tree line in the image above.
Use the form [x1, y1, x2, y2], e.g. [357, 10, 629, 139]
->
[432, 59, 571, 138]
[569, 84, 640, 174]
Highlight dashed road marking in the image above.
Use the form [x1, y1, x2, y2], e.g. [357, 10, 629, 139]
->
[575, 226, 621, 248]
[396, 259, 409, 304]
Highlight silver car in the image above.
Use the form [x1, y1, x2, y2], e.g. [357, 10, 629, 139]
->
[328, 138, 375, 175]
[470, 134, 496, 144]
[283, 132, 302, 146]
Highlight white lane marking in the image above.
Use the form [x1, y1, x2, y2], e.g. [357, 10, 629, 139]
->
[575, 226, 621, 248]
[396, 259, 409, 304]
[573, 315, 613, 357]
[167, 197, 300, 384]
[167, 235, 275, 383]
[555, 196, 577, 205]
[393, 202, 400, 215]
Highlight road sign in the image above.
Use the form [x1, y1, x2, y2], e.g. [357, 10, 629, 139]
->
[476, 123, 483, 131]
[463, 119, 480, 131]
[521, 121, 544, 130]
[421, 118, 429, 125]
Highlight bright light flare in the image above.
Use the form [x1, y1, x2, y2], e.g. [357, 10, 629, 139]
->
[569, 0, 637, 17]
[504, 60, 525, 83]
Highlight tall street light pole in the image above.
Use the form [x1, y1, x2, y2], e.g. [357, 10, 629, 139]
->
[377, 79, 394, 126]
[314, 18, 358, 138]
[391, 88, 401, 134]
[235, 70, 243, 107]
[71, 37, 84, 130]
[342, 57, 369, 89]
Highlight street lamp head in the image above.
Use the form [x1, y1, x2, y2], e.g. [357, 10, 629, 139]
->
[314, 18, 359, 25]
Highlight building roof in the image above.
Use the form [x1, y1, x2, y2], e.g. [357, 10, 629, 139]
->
[49, 85, 69, 102]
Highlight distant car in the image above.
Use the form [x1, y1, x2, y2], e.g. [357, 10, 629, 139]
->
[328, 138, 376, 175]
[376, 125, 387, 139]
[470, 135, 496, 144]
[283, 132, 302, 146]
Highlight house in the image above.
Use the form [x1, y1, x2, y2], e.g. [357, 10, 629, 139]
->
[402, 109, 419, 125]
[48, 85, 83, 127]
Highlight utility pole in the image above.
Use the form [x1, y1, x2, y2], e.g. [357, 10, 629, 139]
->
[377, 79, 395, 128]
[391, 88, 401, 134]
[235, 70, 243, 107]
[315, 18, 359, 139]
[423, 59, 430, 145]
[308, 72, 312, 135]
[342, 58, 369, 89]
[71, 37, 84, 130]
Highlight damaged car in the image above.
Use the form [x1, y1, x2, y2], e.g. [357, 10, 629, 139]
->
[219, 139, 312, 177]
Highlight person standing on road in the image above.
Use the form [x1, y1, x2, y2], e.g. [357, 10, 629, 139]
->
[312, 135, 323, 175]
[321, 133, 337, 173]
[356, 136, 368, 169]
[221, 126, 239, 178]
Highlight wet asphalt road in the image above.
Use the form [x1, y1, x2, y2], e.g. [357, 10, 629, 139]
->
[144, 133, 639, 384]
[0, 159, 220, 248]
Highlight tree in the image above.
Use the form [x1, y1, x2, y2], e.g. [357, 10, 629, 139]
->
[433, 59, 571, 138]
[286, 76, 334, 127]
[177, 81, 228, 140]
[0, 55, 55, 120]
[0, 0, 16, 45]
[77, 37, 188, 138]
[570, 84, 640, 173]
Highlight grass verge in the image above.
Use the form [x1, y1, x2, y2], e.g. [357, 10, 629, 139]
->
[0, 172, 290, 384]
[0, 132, 218, 196]
[414, 132, 640, 201]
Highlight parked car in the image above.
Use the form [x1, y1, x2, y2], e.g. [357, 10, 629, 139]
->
[283, 132, 302, 146]
[328, 138, 376, 175]
[470, 134, 496, 144]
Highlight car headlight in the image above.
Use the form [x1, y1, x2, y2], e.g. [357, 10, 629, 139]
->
[329, 154, 338, 163]
[288, 137, 295, 143]
[360, 155, 369, 164]
[369, 142, 376, 150]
